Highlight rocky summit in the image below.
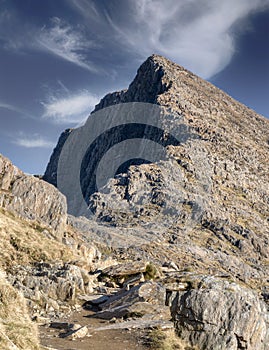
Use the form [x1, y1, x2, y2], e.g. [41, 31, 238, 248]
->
[0, 55, 268, 350]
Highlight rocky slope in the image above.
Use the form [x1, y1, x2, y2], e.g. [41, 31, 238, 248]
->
[0, 55, 268, 349]
[43, 55, 269, 349]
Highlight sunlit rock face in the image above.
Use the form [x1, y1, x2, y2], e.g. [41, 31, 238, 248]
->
[43, 54, 269, 349]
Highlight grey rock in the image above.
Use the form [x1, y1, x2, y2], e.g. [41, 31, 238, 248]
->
[0, 154, 67, 237]
[100, 261, 148, 277]
[44, 52, 269, 294]
[62, 324, 88, 339]
[0, 154, 23, 190]
[49, 322, 70, 330]
[86, 295, 109, 305]
[7, 262, 96, 315]
[43, 128, 73, 187]
[97, 280, 166, 320]
[7, 176, 66, 237]
[171, 275, 269, 350]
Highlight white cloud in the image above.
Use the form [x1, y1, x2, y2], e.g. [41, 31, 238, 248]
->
[0, 101, 21, 113]
[0, 101, 33, 118]
[103, 0, 269, 78]
[14, 134, 55, 149]
[42, 90, 99, 124]
[36, 17, 98, 73]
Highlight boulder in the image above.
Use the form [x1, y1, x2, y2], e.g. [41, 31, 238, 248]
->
[62, 324, 89, 340]
[171, 275, 269, 350]
[97, 280, 167, 320]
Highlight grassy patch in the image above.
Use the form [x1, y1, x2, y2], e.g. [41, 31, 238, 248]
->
[144, 262, 158, 280]
[145, 328, 197, 350]
[0, 209, 75, 270]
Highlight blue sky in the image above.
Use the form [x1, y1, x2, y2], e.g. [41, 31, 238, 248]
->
[0, 0, 268, 174]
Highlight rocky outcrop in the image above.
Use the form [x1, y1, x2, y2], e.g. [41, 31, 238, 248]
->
[0, 154, 67, 238]
[93, 55, 172, 110]
[7, 262, 96, 318]
[43, 128, 73, 187]
[170, 275, 269, 350]
[0, 154, 23, 190]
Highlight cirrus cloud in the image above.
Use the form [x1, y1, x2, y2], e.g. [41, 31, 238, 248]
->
[14, 133, 55, 148]
[41, 90, 99, 124]
[73, 0, 269, 78]
[37, 17, 99, 73]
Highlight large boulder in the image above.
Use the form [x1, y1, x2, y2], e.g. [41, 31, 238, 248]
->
[96, 280, 168, 320]
[171, 275, 269, 350]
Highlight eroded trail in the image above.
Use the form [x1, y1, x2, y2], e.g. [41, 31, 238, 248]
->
[39, 309, 149, 350]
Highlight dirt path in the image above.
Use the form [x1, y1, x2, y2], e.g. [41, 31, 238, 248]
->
[39, 309, 149, 350]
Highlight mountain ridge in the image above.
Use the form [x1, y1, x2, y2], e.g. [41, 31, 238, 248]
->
[0, 54, 268, 349]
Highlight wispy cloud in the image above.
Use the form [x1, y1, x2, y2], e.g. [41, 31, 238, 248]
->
[0, 101, 22, 113]
[73, 0, 269, 78]
[0, 101, 33, 118]
[14, 133, 55, 148]
[36, 17, 98, 73]
[41, 90, 99, 124]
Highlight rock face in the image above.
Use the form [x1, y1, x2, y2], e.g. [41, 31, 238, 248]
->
[43, 128, 73, 187]
[31, 54, 269, 348]
[0, 154, 23, 189]
[170, 275, 269, 350]
[0, 154, 67, 238]
[7, 263, 93, 314]
[42, 54, 269, 349]
[45, 54, 269, 287]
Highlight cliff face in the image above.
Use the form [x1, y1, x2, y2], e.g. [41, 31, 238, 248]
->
[0, 154, 67, 238]
[42, 54, 269, 349]
[43, 128, 73, 187]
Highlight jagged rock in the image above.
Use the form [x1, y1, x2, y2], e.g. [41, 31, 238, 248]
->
[0, 154, 23, 190]
[0, 154, 67, 237]
[170, 275, 269, 350]
[6, 176, 66, 237]
[5, 54, 269, 348]
[44, 55, 268, 292]
[7, 262, 97, 314]
[43, 129, 73, 187]
[100, 261, 148, 277]
[96, 281, 167, 320]
[99, 261, 149, 287]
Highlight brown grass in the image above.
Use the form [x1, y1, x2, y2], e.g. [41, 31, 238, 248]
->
[0, 207, 81, 350]
[0, 270, 40, 349]
[0, 207, 74, 270]
[145, 328, 197, 350]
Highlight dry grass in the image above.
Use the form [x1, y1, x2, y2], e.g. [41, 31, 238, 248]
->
[145, 328, 197, 350]
[0, 270, 40, 349]
[0, 207, 81, 350]
[0, 207, 74, 270]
